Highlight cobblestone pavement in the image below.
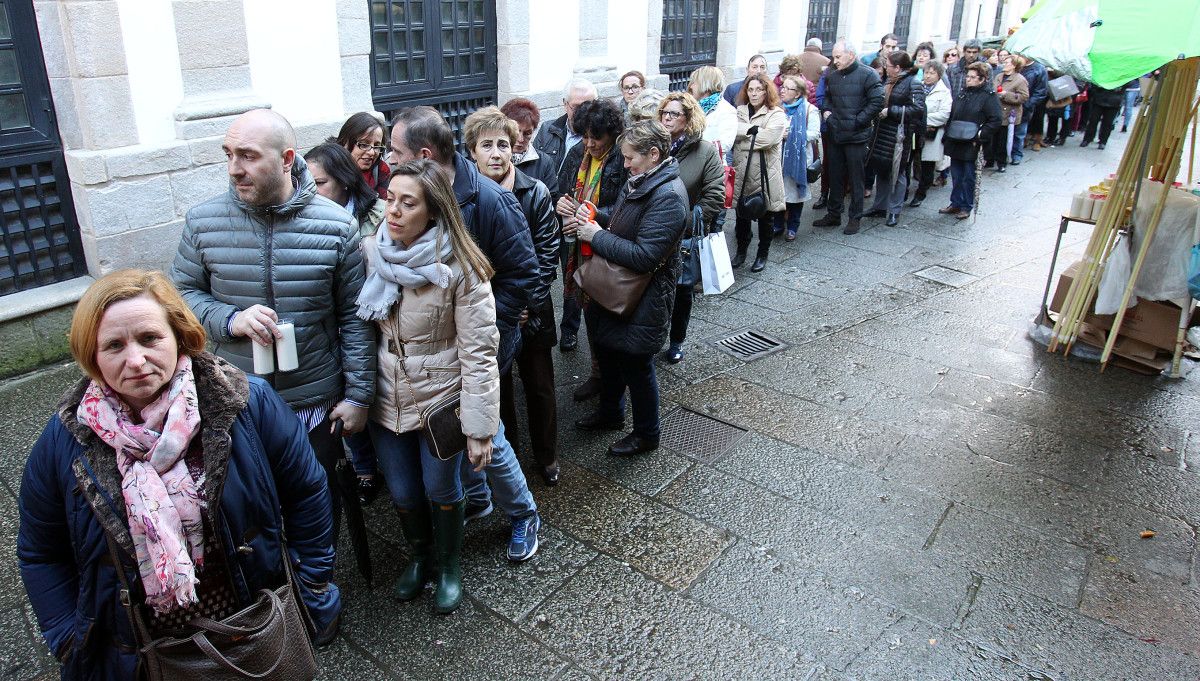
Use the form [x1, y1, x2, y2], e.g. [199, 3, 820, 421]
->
[4, 127, 1200, 680]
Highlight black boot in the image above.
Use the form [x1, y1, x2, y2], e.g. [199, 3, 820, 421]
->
[393, 505, 432, 601]
[731, 248, 748, 268]
[750, 256, 767, 272]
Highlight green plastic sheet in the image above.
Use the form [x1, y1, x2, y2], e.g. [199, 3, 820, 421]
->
[1007, 0, 1200, 88]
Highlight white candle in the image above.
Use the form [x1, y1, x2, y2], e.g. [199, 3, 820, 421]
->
[275, 322, 299, 372]
[252, 339, 275, 374]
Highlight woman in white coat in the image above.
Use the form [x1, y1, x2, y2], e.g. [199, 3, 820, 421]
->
[911, 60, 952, 207]
[777, 75, 821, 241]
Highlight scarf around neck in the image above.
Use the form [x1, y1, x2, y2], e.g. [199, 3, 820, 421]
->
[699, 92, 721, 115]
[574, 148, 609, 204]
[78, 355, 204, 613]
[356, 223, 454, 321]
[883, 72, 906, 105]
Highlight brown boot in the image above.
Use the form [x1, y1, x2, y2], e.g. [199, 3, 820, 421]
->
[1032, 134, 1043, 151]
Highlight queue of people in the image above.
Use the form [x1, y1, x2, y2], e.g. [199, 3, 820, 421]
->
[18, 41, 1129, 678]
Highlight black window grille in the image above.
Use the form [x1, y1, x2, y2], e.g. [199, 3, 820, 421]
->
[950, 0, 966, 41]
[993, 0, 1006, 36]
[807, 0, 840, 56]
[0, 0, 84, 294]
[659, 0, 719, 92]
[369, 0, 497, 145]
[893, 0, 913, 48]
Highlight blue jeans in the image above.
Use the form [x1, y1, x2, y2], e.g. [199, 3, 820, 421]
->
[595, 349, 661, 439]
[460, 420, 537, 519]
[1122, 88, 1139, 129]
[1010, 121, 1029, 161]
[950, 158, 976, 212]
[369, 422, 462, 506]
[345, 429, 376, 477]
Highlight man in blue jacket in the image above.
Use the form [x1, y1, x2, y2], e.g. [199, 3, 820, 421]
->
[1013, 58, 1048, 164]
[387, 108, 543, 562]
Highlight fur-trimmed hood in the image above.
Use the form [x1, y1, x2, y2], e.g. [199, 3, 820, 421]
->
[57, 352, 249, 560]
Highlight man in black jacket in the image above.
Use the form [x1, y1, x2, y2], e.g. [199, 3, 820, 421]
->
[532, 77, 597, 178]
[388, 107, 543, 561]
[813, 41, 885, 235]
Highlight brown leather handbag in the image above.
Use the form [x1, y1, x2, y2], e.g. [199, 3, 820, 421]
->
[573, 253, 655, 318]
[107, 539, 317, 681]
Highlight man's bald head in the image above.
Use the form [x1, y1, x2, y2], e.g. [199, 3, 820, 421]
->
[229, 108, 296, 154]
[223, 108, 297, 207]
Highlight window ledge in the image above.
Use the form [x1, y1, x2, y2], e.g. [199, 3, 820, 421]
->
[0, 276, 95, 324]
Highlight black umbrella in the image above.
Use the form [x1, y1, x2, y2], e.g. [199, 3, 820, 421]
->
[332, 419, 373, 586]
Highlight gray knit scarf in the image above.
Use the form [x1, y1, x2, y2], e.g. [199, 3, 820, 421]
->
[356, 224, 453, 321]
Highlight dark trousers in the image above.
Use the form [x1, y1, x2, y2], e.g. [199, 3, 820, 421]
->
[915, 160, 936, 198]
[499, 342, 559, 468]
[1084, 105, 1120, 145]
[735, 210, 781, 258]
[346, 429, 376, 477]
[669, 285, 693, 345]
[1028, 101, 1046, 136]
[988, 126, 1011, 166]
[949, 157, 977, 212]
[825, 142, 867, 219]
[1045, 108, 1068, 142]
[595, 348, 661, 440]
[307, 416, 343, 545]
[560, 242, 581, 336]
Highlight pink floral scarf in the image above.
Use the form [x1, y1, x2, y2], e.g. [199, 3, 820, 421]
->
[77, 355, 204, 613]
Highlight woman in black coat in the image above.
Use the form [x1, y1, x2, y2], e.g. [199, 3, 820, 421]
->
[554, 99, 628, 401]
[1080, 82, 1125, 149]
[940, 62, 1002, 219]
[866, 51, 925, 227]
[573, 120, 688, 457]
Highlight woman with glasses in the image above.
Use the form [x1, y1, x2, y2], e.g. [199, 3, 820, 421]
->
[941, 62, 1002, 220]
[334, 112, 390, 200]
[617, 70, 646, 122]
[777, 76, 821, 240]
[732, 73, 786, 273]
[656, 92, 723, 364]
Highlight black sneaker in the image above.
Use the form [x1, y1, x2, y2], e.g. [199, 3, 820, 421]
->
[464, 498, 493, 525]
[559, 332, 578, 352]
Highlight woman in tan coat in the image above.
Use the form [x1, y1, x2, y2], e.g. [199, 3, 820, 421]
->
[356, 159, 498, 615]
[732, 73, 786, 273]
[988, 54, 1030, 173]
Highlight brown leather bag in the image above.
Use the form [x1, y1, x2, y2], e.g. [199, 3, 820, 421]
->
[573, 254, 654, 318]
[107, 538, 317, 681]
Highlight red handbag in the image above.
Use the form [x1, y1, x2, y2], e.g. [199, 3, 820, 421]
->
[716, 141, 735, 209]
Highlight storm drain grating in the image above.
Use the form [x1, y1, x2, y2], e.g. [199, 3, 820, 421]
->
[659, 407, 748, 464]
[712, 328, 788, 362]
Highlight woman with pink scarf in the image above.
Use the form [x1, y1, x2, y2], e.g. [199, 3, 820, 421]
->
[18, 270, 339, 679]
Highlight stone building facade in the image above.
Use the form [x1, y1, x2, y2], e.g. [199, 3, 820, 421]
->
[0, 0, 1028, 377]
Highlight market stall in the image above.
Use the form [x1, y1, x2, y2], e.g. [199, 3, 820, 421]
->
[1008, 0, 1200, 375]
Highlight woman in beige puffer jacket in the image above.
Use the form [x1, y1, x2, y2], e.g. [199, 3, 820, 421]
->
[732, 73, 787, 273]
[355, 159, 499, 614]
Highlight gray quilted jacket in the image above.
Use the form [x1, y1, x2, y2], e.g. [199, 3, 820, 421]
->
[170, 156, 376, 409]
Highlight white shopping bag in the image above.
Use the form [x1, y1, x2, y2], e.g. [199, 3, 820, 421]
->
[698, 232, 735, 294]
[1095, 232, 1136, 314]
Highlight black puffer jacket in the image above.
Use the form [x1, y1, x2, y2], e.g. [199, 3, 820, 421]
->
[585, 159, 689, 355]
[943, 84, 1003, 162]
[171, 156, 375, 408]
[869, 73, 926, 173]
[820, 60, 885, 145]
[511, 168, 560, 348]
[451, 152, 538, 373]
[555, 142, 629, 226]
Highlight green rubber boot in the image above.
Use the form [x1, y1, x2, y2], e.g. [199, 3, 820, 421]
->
[393, 505, 432, 601]
[431, 497, 466, 614]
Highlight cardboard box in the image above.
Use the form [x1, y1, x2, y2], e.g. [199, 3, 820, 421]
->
[1076, 322, 1169, 374]
[1048, 260, 1196, 351]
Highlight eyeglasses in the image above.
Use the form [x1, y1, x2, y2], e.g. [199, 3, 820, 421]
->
[660, 110, 685, 120]
[355, 141, 386, 154]
[622, 84, 644, 92]
[781, 85, 799, 92]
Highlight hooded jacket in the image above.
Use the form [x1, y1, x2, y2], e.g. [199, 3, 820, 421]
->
[584, 158, 689, 355]
[18, 353, 339, 680]
[171, 156, 375, 409]
[672, 135, 726, 232]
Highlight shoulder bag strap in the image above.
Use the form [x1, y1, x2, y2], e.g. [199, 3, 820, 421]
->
[739, 129, 758, 197]
[104, 533, 156, 648]
[758, 125, 769, 200]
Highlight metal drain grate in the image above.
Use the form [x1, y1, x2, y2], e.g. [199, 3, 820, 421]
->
[659, 407, 748, 463]
[713, 328, 788, 362]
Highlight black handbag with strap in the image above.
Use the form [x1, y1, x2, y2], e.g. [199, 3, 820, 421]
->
[677, 205, 703, 288]
[736, 129, 769, 220]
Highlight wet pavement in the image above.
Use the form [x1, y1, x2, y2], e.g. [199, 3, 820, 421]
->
[3, 127, 1200, 680]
